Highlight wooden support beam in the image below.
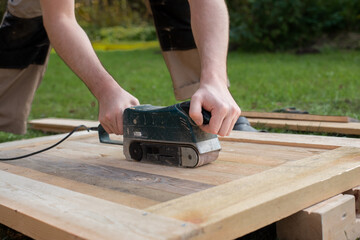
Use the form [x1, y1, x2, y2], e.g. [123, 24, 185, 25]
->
[277, 194, 360, 240]
[0, 170, 200, 240]
[344, 186, 360, 217]
[146, 147, 360, 240]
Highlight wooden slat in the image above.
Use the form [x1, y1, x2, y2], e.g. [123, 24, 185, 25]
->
[242, 111, 358, 123]
[0, 171, 200, 240]
[221, 131, 360, 149]
[1, 150, 213, 202]
[0, 131, 97, 151]
[28, 118, 99, 133]
[0, 162, 158, 209]
[27, 118, 360, 149]
[248, 118, 360, 135]
[146, 147, 360, 240]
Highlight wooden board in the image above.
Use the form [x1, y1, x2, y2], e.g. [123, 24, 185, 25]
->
[248, 118, 360, 135]
[242, 111, 358, 123]
[28, 118, 99, 133]
[0, 131, 360, 239]
[26, 118, 360, 150]
[277, 194, 360, 240]
[29, 116, 360, 136]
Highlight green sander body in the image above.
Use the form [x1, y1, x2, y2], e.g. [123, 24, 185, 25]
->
[99, 101, 221, 167]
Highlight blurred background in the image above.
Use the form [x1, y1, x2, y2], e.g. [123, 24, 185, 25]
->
[1, 0, 358, 51]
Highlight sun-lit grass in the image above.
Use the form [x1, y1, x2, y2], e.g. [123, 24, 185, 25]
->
[0, 47, 359, 142]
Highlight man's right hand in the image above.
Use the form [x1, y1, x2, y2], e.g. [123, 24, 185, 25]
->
[98, 85, 139, 135]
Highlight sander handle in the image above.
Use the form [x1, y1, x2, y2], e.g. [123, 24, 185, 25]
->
[98, 124, 123, 145]
[179, 101, 211, 125]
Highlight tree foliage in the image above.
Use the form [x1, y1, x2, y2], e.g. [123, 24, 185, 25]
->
[0, 1, 6, 18]
[226, 0, 360, 51]
[75, 0, 151, 28]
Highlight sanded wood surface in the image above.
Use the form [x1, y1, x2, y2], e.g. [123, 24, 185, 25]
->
[0, 131, 359, 239]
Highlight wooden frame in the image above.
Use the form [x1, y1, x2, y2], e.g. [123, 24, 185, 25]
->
[1, 131, 360, 239]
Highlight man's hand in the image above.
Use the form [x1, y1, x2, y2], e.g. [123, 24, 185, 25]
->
[40, 0, 140, 135]
[189, 81, 241, 137]
[98, 84, 139, 135]
[187, 0, 240, 136]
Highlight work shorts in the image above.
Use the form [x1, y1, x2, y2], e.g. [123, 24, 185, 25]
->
[148, 0, 230, 100]
[0, 0, 50, 134]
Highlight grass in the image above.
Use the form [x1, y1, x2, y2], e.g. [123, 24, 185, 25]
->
[0, 48, 359, 143]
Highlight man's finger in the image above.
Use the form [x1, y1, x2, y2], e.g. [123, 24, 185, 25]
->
[202, 107, 226, 135]
[115, 113, 123, 135]
[189, 98, 204, 126]
[217, 115, 233, 136]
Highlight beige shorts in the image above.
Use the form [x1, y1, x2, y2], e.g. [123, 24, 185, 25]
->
[0, 0, 48, 134]
[146, 0, 229, 100]
[0, 63, 48, 134]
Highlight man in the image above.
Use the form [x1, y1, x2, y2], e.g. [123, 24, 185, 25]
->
[0, 0, 241, 137]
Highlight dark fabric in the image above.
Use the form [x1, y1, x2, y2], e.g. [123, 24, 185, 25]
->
[149, 0, 197, 51]
[0, 11, 50, 69]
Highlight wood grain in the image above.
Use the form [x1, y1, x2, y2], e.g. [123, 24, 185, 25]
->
[221, 131, 360, 149]
[277, 194, 360, 240]
[147, 147, 360, 239]
[242, 111, 358, 123]
[0, 171, 200, 240]
[248, 118, 360, 135]
[1, 129, 360, 239]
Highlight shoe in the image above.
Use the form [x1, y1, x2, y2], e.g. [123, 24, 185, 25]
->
[233, 116, 258, 132]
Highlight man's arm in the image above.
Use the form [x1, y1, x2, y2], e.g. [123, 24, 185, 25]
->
[39, 0, 139, 134]
[187, 0, 241, 136]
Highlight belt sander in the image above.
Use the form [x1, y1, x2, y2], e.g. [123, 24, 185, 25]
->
[98, 101, 221, 167]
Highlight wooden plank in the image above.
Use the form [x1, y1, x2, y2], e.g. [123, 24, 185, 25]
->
[31, 118, 360, 149]
[277, 194, 360, 240]
[0, 150, 213, 202]
[248, 118, 360, 135]
[146, 147, 360, 240]
[0, 131, 97, 151]
[221, 131, 360, 149]
[0, 162, 159, 209]
[28, 118, 99, 133]
[1, 134, 327, 187]
[242, 111, 358, 123]
[0, 170, 200, 240]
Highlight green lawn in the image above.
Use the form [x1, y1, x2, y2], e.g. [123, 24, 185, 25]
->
[0, 48, 359, 142]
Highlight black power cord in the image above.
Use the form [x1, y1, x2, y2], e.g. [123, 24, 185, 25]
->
[0, 125, 98, 161]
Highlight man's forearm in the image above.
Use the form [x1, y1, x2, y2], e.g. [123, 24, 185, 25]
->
[187, 0, 240, 137]
[40, 0, 120, 100]
[39, 0, 139, 135]
[44, 19, 119, 100]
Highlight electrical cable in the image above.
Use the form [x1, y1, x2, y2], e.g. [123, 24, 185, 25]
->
[0, 125, 98, 161]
